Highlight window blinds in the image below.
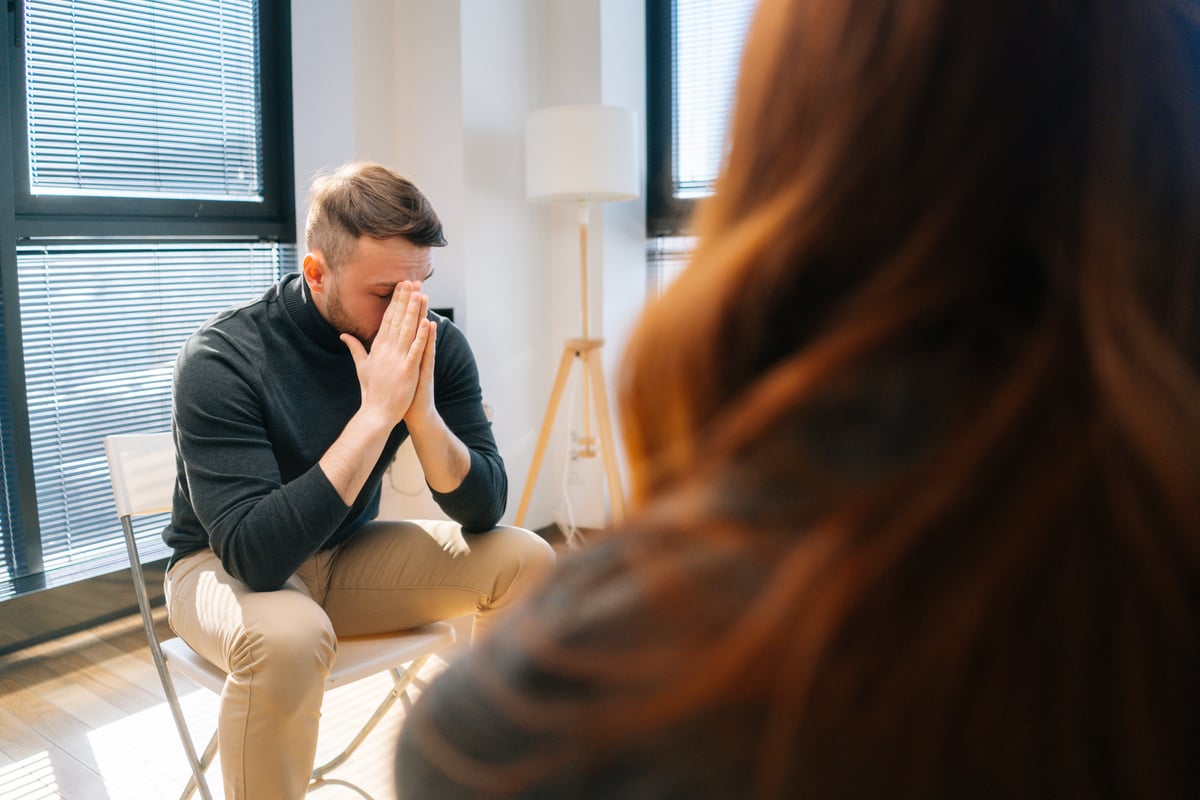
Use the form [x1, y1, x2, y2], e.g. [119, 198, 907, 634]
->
[0, 290, 18, 586]
[647, 235, 698, 298]
[1, 0, 290, 601]
[10, 243, 291, 589]
[23, 0, 263, 200]
[673, 0, 756, 198]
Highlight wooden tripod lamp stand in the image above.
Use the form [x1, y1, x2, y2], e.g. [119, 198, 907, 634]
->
[515, 104, 640, 528]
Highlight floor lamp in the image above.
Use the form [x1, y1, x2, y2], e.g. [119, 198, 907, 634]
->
[515, 104, 639, 529]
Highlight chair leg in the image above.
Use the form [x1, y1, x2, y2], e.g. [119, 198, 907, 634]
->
[310, 655, 432, 781]
[122, 519, 215, 800]
[180, 729, 219, 800]
[151, 653, 214, 800]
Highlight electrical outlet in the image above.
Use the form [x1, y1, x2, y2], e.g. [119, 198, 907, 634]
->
[566, 454, 586, 486]
[565, 454, 606, 529]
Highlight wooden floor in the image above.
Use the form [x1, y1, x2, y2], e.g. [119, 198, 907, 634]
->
[0, 609, 460, 800]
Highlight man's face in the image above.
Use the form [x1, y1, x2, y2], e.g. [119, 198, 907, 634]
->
[319, 236, 434, 345]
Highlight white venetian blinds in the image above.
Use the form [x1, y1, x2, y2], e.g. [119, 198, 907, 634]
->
[22, 0, 263, 200]
[0, 0, 290, 598]
[13, 243, 292, 580]
[672, 0, 757, 199]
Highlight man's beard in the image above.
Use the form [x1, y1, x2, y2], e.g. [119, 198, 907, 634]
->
[325, 280, 375, 346]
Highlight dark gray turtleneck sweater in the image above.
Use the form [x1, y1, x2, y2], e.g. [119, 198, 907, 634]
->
[163, 272, 506, 592]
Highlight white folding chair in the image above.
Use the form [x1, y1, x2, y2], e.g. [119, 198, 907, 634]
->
[104, 432, 456, 800]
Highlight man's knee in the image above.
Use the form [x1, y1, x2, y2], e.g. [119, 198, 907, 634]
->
[480, 525, 556, 596]
[228, 594, 337, 681]
[496, 524, 555, 568]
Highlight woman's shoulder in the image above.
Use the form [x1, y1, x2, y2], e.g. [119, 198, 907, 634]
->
[395, 524, 770, 798]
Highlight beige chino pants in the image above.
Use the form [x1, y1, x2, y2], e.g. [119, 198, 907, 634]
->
[164, 520, 556, 800]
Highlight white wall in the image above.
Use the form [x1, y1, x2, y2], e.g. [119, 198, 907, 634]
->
[291, 0, 646, 531]
[290, 0, 356, 240]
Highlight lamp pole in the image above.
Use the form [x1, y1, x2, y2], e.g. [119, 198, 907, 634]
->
[514, 202, 625, 528]
[516, 104, 638, 532]
[576, 202, 595, 458]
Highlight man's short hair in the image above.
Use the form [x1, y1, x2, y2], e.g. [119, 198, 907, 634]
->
[304, 162, 448, 270]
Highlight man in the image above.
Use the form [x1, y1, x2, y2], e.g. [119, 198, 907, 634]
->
[162, 162, 555, 799]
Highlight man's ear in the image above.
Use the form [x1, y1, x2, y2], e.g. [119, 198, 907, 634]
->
[302, 252, 329, 295]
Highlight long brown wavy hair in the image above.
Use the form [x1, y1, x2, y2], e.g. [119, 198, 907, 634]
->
[607, 0, 1200, 795]
[402, 0, 1200, 796]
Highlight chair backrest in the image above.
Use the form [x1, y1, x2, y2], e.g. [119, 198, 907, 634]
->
[104, 431, 220, 799]
[104, 432, 176, 519]
[103, 431, 176, 637]
[104, 431, 177, 662]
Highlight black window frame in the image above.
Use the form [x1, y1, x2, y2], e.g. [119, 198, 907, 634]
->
[0, 0, 295, 619]
[646, 0, 696, 237]
[5, 0, 295, 243]
[646, 0, 759, 240]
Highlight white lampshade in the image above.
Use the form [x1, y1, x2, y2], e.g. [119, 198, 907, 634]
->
[525, 104, 639, 204]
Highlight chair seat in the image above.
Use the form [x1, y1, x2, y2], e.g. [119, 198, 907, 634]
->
[105, 433, 462, 797]
[161, 621, 457, 694]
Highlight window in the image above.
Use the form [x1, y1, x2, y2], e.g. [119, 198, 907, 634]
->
[0, 0, 294, 602]
[22, 0, 264, 202]
[646, 0, 756, 294]
[646, 0, 757, 235]
[12, 243, 289, 587]
[644, 235, 698, 297]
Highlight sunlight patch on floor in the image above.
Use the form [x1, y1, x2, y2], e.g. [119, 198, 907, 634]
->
[87, 687, 221, 800]
[2, 654, 454, 800]
[0, 751, 60, 799]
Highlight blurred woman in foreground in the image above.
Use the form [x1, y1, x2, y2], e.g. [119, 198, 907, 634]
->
[397, 0, 1200, 795]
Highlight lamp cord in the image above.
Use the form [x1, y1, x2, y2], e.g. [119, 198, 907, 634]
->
[555, 362, 587, 550]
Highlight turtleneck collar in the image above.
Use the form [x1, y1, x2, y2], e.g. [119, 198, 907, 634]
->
[280, 272, 347, 353]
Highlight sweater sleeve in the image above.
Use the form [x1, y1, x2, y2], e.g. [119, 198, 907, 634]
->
[425, 316, 508, 531]
[171, 332, 352, 591]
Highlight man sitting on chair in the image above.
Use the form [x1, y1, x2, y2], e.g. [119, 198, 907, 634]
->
[161, 161, 555, 800]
